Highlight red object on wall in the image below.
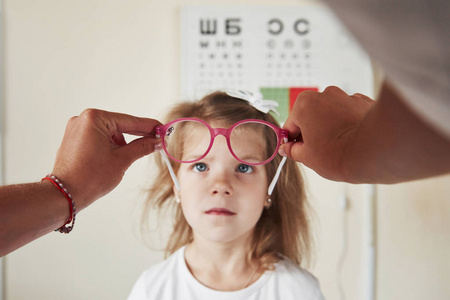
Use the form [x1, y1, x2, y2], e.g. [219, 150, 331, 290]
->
[289, 87, 319, 111]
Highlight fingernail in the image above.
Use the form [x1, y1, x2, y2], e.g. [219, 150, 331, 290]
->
[278, 148, 287, 157]
[154, 142, 162, 151]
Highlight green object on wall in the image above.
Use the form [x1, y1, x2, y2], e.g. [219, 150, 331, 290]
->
[260, 87, 289, 125]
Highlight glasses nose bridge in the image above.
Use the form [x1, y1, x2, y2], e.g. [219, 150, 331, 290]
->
[211, 127, 231, 141]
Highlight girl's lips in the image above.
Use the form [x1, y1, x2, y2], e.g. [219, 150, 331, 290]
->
[205, 208, 236, 216]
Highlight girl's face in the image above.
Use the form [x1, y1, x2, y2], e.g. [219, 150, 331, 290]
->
[175, 121, 269, 245]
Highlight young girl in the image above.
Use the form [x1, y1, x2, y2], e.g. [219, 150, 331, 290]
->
[128, 91, 325, 299]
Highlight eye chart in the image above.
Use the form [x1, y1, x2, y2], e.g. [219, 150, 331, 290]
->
[181, 5, 374, 123]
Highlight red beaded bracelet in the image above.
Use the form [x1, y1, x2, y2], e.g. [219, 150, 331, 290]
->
[42, 174, 76, 233]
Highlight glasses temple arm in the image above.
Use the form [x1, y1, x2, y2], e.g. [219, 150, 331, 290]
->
[160, 150, 180, 191]
[267, 156, 287, 196]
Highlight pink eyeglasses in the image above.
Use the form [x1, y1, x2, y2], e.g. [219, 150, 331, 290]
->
[155, 118, 288, 165]
[156, 118, 288, 195]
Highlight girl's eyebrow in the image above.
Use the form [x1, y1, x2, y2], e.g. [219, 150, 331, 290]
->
[237, 154, 265, 163]
[182, 152, 205, 161]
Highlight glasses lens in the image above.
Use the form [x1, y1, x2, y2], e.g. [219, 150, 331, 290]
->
[163, 120, 211, 162]
[230, 122, 278, 164]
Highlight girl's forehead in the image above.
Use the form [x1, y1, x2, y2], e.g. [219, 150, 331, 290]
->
[206, 119, 233, 128]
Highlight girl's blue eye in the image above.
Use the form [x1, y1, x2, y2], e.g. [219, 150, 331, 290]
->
[193, 163, 208, 172]
[237, 164, 253, 173]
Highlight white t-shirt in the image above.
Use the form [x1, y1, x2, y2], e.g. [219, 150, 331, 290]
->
[127, 246, 325, 300]
[323, 0, 450, 138]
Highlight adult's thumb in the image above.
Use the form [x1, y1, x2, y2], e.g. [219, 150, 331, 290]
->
[279, 141, 305, 163]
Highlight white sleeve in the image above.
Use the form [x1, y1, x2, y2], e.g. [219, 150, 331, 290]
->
[314, 287, 326, 300]
[321, 0, 450, 138]
[127, 273, 147, 300]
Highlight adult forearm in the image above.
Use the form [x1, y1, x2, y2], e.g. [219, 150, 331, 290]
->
[0, 181, 69, 257]
[0, 109, 161, 257]
[343, 82, 450, 183]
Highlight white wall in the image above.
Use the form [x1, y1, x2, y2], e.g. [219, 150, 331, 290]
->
[2, 1, 450, 300]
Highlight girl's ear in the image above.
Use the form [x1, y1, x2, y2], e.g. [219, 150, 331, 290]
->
[173, 186, 181, 203]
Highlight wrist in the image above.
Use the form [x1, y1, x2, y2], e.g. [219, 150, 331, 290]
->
[42, 174, 77, 233]
[49, 171, 94, 211]
[39, 179, 73, 226]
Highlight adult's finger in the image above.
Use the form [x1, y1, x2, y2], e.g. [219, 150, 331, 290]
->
[282, 90, 318, 141]
[283, 120, 302, 142]
[279, 140, 306, 163]
[97, 109, 163, 137]
[78, 109, 162, 138]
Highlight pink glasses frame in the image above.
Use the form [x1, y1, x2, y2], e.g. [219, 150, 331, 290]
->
[155, 118, 289, 165]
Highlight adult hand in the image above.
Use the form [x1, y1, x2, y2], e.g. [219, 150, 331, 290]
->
[280, 86, 375, 182]
[51, 109, 162, 210]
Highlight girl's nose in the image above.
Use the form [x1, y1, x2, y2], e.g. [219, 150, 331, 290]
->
[208, 136, 234, 196]
[210, 173, 233, 196]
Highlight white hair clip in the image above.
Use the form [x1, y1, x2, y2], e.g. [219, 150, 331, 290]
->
[225, 89, 280, 116]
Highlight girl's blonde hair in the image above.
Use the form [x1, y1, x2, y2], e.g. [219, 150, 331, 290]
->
[143, 91, 312, 270]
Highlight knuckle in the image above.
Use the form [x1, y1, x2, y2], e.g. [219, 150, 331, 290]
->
[352, 93, 374, 103]
[323, 86, 344, 96]
[296, 90, 318, 110]
[323, 85, 338, 94]
[80, 108, 103, 122]
[67, 115, 78, 125]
